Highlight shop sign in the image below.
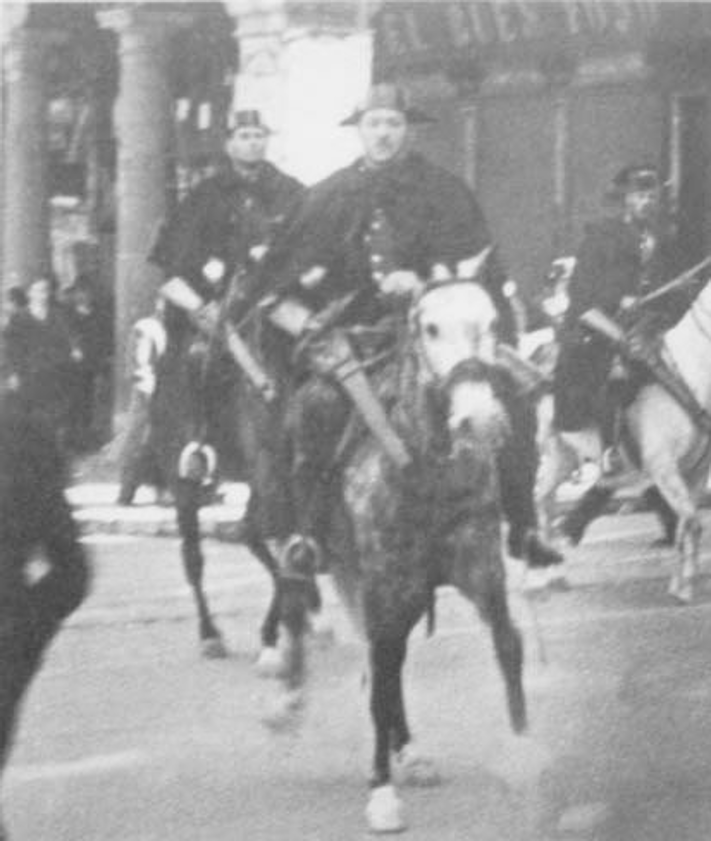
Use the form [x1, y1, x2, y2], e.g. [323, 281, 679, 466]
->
[375, 1, 666, 73]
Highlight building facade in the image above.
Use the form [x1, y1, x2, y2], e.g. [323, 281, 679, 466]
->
[372, 1, 711, 300]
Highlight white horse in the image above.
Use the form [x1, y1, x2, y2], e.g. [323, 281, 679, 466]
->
[536, 279, 711, 603]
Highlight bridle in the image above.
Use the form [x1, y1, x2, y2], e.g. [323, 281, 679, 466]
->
[409, 278, 499, 393]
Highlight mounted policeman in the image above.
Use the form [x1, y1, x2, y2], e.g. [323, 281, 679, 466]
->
[149, 109, 305, 483]
[245, 82, 564, 573]
[553, 163, 705, 475]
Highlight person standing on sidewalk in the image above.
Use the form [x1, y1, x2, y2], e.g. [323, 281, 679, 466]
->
[0, 390, 90, 839]
[117, 299, 169, 505]
[3, 276, 78, 455]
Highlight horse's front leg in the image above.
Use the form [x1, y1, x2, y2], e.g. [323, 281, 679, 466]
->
[645, 455, 700, 604]
[366, 632, 410, 834]
[175, 479, 226, 658]
[451, 525, 527, 733]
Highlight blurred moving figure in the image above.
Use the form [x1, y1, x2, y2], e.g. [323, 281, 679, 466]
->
[0, 391, 90, 839]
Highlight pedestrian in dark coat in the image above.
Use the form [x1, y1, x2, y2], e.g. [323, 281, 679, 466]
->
[3, 277, 78, 453]
[553, 164, 686, 438]
[149, 110, 305, 481]
[0, 392, 90, 838]
[64, 274, 113, 451]
[251, 83, 562, 570]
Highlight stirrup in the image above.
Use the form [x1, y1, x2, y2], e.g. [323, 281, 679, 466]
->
[280, 535, 322, 579]
[178, 441, 217, 486]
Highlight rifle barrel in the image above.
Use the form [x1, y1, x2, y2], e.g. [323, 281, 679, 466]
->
[637, 254, 711, 307]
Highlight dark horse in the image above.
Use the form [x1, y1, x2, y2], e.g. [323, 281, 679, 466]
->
[149, 319, 318, 686]
[286, 278, 528, 832]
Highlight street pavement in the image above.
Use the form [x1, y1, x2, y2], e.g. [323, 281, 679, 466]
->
[5, 511, 711, 840]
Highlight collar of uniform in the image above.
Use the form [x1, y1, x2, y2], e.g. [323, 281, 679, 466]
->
[217, 162, 267, 190]
[353, 151, 423, 189]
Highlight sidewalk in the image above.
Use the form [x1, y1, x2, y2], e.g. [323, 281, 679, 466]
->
[66, 456, 660, 540]
[67, 481, 251, 540]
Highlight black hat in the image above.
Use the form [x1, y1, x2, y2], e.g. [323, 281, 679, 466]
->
[227, 110, 271, 134]
[340, 83, 435, 127]
[612, 163, 660, 193]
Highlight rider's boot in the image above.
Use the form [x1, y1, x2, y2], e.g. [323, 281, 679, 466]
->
[286, 376, 350, 575]
[496, 381, 566, 592]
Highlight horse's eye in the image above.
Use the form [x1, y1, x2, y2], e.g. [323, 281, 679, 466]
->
[424, 323, 439, 340]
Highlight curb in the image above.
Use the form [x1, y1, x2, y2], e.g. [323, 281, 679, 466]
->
[66, 479, 707, 542]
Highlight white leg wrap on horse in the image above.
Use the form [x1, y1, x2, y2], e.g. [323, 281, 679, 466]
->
[393, 744, 441, 788]
[260, 687, 305, 733]
[309, 611, 336, 647]
[365, 784, 406, 834]
[255, 645, 286, 678]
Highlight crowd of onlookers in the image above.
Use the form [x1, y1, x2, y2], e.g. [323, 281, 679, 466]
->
[1, 273, 113, 458]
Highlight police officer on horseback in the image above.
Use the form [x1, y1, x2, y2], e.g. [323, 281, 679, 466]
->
[253, 83, 563, 572]
[553, 163, 696, 473]
[149, 109, 304, 480]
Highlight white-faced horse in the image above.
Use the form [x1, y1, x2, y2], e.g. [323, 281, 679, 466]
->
[293, 276, 528, 833]
[536, 279, 711, 603]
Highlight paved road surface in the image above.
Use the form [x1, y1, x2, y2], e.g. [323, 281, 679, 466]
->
[5, 513, 711, 840]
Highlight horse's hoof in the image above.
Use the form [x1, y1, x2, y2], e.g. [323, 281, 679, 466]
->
[522, 565, 570, 597]
[668, 576, 693, 605]
[521, 568, 552, 598]
[547, 567, 571, 593]
[310, 612, 336, 647]
[255, 646, 286, 678]
[260, 688, 305, 733]
[394, 744, 441, 788]
[365, 785, 407, 834]
[491, 734, 553, 791]
[201, 637, 228, 659]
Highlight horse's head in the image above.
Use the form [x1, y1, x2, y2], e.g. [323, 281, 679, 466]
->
[410, 276, 509, 456]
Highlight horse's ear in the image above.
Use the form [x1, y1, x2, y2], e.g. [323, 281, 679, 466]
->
[456, 245, 493, 281]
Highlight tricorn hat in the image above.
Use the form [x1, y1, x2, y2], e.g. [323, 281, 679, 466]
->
[340, 83, 435, 126]
[227, 109, 271, 134]
[611, 163, 660, 193]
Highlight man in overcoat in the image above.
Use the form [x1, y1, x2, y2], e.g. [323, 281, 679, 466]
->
[553, 164, 687, 461]
[254, 83, 563, 571]
[149, 109, 304, 481]
[0, 391, 89, 839]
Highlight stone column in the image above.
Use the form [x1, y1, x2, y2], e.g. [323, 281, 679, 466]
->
[99, 7, 188, 411]
[2, 25, 53, 293]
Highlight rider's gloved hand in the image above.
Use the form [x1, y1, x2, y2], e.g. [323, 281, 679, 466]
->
[618, 295, 642, 331]
[378, 270, 423, 297]
[300, 266, 327, 290]
[619, 295, 640, 312]
[202, 258, 226, 284]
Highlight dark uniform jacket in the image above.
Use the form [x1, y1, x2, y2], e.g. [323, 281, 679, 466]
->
[554, 215, 684, 430]
[262, 151, 516, 343]
[150, 161, 304, 331]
